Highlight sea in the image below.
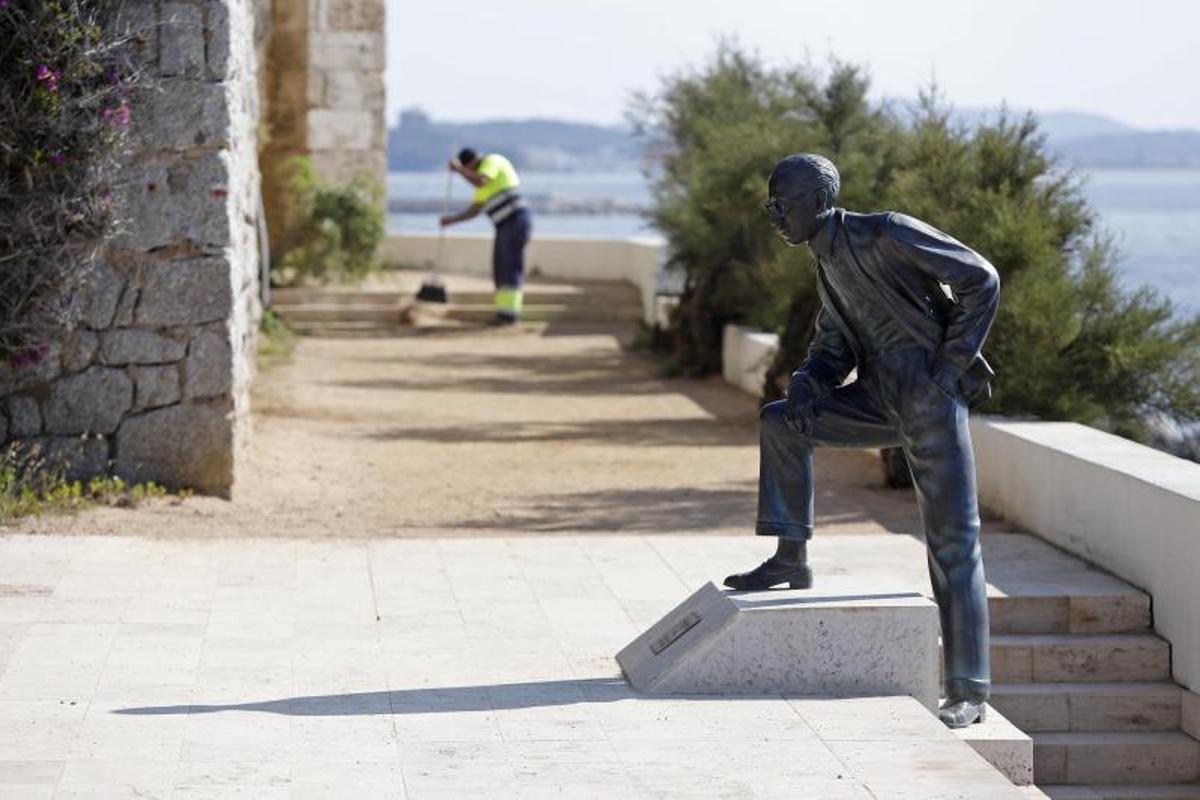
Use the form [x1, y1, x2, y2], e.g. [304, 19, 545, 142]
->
[387, 168, 1200, 317]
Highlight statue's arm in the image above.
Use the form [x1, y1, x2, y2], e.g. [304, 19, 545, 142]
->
[796, 306, 856, 395]
[884, 213, 1000, 380]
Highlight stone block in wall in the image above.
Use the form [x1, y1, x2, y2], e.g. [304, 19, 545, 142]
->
[112, 2, 159, 69]
[307, 149, 386, 187]
[133, 365, 182, 410]
[321, 69, 385, 111]
[271, 0, 309, 32]
[80, 264, 126, 330]
[63, 331, 99, 373]
[115, 402, 233, 496]
[0, 346, 62, 396]
[119, 152, 233, 251]
[307, 31, 384, 71]
[327, 0, 385, 31]
[101, 329, 187, 365]
[138, 81, 231, 152]
[137, 258, 233, 327]
[161, 3, 206, 78]
[43, 367, 133, 435]
[7, 396, 42, 438]
[205, 0, 232, 81]
[113, 286, 139, 328]
[26, 436, 110, 482]
[184, 326, 233, 399]
[307, 109, 375, 151]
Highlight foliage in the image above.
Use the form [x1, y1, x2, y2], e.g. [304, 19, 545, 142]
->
[0, 0, 145, 362]
[273, 157, 385, 287]
[634, 45, 1200, 446]
[629, 44, 900, 375]
[0, 442, 167, 525]
[256, 308, 296, 369]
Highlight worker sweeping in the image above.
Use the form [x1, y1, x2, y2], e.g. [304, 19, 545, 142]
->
[439, 148, 531, 325]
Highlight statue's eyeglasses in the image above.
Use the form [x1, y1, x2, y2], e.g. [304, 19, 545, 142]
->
[763, 195, 805, 220]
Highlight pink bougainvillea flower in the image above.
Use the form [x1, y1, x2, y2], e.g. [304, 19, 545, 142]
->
[102, 100, 132, 127]
[36, 65, 62, 93]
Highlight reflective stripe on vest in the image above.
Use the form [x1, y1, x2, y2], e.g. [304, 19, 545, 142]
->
[484, 189, 527, 224]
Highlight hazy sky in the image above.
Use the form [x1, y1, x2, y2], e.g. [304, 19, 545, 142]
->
[387, 0, 1199, 129]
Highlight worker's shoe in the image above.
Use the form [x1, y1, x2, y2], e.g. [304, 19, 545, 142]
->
[938, 698, 987, 728]
[723, 557, 813, 591]
[485, 313, 518, 327]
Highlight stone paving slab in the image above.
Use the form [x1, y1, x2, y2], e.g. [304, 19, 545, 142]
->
[0, 532, 1068, 798]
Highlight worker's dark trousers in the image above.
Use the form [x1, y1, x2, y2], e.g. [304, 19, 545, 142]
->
[757, 345, 990, 703]
[492, 209, 531, 317]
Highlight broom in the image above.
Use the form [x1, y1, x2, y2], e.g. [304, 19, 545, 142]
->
[415, 166, 453, 303]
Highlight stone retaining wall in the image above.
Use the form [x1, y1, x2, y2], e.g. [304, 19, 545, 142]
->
[0, 0, 264, 497]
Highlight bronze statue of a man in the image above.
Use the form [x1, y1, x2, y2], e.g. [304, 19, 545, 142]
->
[725, 154, 1000, 728]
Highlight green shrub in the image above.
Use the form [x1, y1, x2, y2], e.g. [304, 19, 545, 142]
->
[273, 157, 385, 287]
[257, 308, 296, 369]
[634, 45, 1200, 449]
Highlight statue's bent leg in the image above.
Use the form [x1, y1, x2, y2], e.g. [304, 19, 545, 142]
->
[756, 382, 897, 539]
[896, 367, 990, 705]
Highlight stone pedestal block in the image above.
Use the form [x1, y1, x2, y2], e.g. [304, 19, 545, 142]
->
[616, 582, 940, 710]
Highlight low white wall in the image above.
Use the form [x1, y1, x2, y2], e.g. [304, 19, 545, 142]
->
[970, 418, 1200, 692]
[722, 325, 779, 396]
[382, 233, 666, 326]
[721, 323, 1200, 691]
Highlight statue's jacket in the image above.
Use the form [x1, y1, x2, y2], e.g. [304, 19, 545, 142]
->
[802, 209, 1000, 402]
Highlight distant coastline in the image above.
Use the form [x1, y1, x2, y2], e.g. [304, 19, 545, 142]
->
[389, 108, 1200, 172]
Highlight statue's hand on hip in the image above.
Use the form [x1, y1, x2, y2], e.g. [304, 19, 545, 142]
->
[785, 370, 823, 435]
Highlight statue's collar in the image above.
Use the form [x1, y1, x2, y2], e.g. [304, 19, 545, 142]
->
[806, 209, 841, 259]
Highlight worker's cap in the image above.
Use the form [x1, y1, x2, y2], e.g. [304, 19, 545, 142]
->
[456, 147, 478, 166]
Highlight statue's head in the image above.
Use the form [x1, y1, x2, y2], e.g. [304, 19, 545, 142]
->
[765, 154, 840, 246]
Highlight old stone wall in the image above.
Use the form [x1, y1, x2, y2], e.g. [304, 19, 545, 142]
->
[0, 0, 265, 497]
[261, 0, 385, 251]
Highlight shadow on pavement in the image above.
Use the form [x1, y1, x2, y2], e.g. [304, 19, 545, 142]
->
[114, 677, 650, 717]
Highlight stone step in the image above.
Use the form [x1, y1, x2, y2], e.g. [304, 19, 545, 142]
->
[992, 634, 1172, 684]
[445, 303, 643, 323]
[272, 289, 407, 306]
[954, 703, 1035, 785]
[992, 683, 1182, 732]
[1041, 784, 1200, 799]
[285, 321, 409, 338]
[1033, 731, 1200, 785]
[275, 304, 408, 323]
[989, 591, 1151, 636]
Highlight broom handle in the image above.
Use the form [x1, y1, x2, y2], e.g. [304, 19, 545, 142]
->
[434, 167, 452, 274]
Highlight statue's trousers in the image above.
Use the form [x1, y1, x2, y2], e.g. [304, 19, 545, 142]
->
[756, 345, 991, 702]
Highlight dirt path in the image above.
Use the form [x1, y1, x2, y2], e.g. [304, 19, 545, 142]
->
[14, 322, 929, 538]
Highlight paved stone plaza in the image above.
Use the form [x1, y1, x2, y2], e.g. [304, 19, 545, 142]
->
[0, 532, 1047, 799]
[5, 321, 1184, 798]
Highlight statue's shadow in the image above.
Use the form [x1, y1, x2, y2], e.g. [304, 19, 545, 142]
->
[114, 677, 641, 717]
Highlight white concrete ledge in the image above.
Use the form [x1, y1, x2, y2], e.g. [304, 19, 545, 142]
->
[383, 233, 665, 326]
[969, 417, 1200, 693]
[722, 325, 780, 397]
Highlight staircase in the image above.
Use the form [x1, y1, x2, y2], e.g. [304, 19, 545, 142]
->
[985, 541, 1200, 799]
[270, 276, 644, 336]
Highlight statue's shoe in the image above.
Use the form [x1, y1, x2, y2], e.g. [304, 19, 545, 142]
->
[723, 557, 813, 591]
[938, 698, 987, 728]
